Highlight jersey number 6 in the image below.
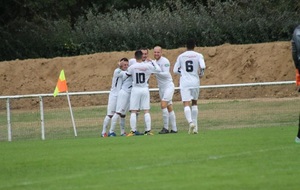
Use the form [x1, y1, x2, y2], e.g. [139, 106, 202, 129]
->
[185, 60, 193, 72]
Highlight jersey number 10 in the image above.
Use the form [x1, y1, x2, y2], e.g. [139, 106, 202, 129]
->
[136, 73, 145, 84]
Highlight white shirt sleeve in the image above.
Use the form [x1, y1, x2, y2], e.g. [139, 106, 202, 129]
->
[173, 57, 181, 75]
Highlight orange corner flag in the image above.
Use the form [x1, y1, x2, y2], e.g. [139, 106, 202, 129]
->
[53, 70, 68, 97]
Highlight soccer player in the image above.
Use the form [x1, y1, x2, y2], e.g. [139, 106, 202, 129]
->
[291, 25, 300, 143]
[126, 50, 162, 136]
[153, 46, 177, 134]
[108, 63, 133, 137]
[101, 58, 129, 137]
[173, 39, 206, 134]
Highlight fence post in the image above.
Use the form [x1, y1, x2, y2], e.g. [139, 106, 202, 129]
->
[6, 98, 12, 142]
[39, 96, 45, 140]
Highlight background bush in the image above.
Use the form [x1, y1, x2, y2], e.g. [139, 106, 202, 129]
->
[1, 0, 300, 61]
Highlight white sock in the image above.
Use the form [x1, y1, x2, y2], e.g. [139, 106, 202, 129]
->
[130, 113, 137, 132]
[184, 106, 193, 124]
[120, 116, 126, 134]
[192, 106, 198, 130]
[102, 116, 111, 134]
[144, 113, 151, 131]
[109, 114, 119, 133]
[169, 111, 177, 131]
[162, 108, 169, 130]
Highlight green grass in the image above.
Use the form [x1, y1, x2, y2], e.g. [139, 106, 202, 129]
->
[0, 126, 299, 190]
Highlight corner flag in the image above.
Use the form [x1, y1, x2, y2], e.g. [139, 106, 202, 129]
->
[52, 69, 77, 137]
[54, 70, 68, 97]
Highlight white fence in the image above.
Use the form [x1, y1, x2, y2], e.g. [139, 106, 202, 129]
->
[0, 81, 297, 141]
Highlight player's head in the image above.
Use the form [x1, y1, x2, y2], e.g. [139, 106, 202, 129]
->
[186, 39, 196, 50]
[135, 50, 143, 62]
[153, 46, 162, 60]
[140, 47, 148, 61]
[119, 57, 129, 71]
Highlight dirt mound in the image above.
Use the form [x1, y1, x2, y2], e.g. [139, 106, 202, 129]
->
[0, 41, 298, 109]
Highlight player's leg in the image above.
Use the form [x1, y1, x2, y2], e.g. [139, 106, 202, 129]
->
[140, 89, 152, 135]
[120, 114, 126, 136]
[166, 84, 177, 133]
[159, 84, 175, 134]
[102, 94, 117, 137]
[159, 100, 169, 134]
[191, 88, 200, 134]
[108, 113, 120, 137]
[181, 88, 194, 133]
[127, 88, 140, 136]
[115, 90, 130, 136]
[296, 113, 300, 143]
[191, 100, 198, 134]
[168, 103, 177, 133]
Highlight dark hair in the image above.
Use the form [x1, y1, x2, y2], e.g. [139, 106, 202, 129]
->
[186, 39, 196, 50]
[135, 50, 143, 59]
[120, 57, 128, 62]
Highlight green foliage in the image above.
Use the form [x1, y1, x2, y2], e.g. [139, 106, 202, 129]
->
[1, 0, 300, 61]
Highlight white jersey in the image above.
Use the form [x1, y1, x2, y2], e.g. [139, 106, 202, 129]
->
[129, 58, 137, 66]
[127, 61, 161, 88]
[173, 50, 206, 88]
[110, 68, 125, 95]
[121, 72, 133, 93]
[154, 56, 173, 87]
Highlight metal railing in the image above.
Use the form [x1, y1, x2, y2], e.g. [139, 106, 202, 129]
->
[0, 81, 296, 141]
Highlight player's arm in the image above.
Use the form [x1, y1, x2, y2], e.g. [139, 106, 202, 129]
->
[156, 60, 171, 77]
[149, 61, 162, 73]
[198, 56, 206, 78]
[173, 58, 181, 75]
[122, 71, 130, 80]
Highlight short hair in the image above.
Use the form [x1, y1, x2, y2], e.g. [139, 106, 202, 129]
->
[119, 57, 128, 62]
[135, 50, 143, 59]
[186, 39, 196, 49]
[139, 47, 148, 52]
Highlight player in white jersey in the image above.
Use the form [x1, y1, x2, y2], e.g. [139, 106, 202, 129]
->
[108, 62, 133, 137]
[101, 58, 129, 137]
[126, 50, 162, 136]
[173, 39, 206, 134]
[153, 46, 177, 134]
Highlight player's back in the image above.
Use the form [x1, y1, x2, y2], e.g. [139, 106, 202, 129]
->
[129, 62, 158, 88]
[176, 50, 205, 88]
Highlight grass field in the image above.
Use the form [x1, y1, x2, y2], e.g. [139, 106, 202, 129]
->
[0, 126, 299, 190]
[0, 97, 300, 189]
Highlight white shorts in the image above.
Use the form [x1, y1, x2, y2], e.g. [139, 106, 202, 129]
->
[107, 93, 118, 115]
[159, 83, 174, 104]
[180, 87, 199, 102]
[130, 87, 150, 110]
[115, 90, 130, 115]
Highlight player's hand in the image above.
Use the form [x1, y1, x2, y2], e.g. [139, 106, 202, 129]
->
[199, 68, 205, 78]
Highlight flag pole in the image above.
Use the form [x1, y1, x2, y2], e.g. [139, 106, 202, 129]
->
[53, 69, 77, 137]
[66, 91, 77, 137]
